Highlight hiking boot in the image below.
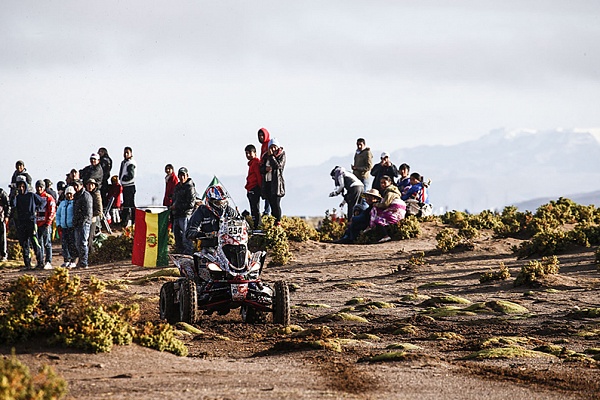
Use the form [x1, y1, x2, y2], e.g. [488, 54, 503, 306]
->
[1, 257, 8, 262]
[43, 262, 54, 270]
[378, 236, 392, 243]
[67, 262, 77, 269]
[60, 261, 69, 267]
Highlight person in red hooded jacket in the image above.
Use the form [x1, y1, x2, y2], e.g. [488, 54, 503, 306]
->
[163, 164, 179, 207]
[257, 128, 271, 216]
[244, 144, 262, 230]
[34, 180, 56, 269]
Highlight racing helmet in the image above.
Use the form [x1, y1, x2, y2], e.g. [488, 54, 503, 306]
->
[205, 185, 228, 214]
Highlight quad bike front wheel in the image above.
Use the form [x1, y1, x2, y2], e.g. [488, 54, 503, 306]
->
[179, 279, 199, 324]
[159, 282, 179, 324]
[272, 281, 291, 325]
[241, 305, 268, 324]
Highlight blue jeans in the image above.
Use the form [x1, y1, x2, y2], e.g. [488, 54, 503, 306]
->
[37, 224, 52, 264]
[173, 216, 194, 255]
[74, 223, 91, 267]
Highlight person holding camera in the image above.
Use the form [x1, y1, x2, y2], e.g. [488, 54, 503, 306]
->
[370, 152, 399, 193]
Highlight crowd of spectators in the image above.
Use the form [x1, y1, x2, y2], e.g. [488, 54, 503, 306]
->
[332, 138, 431, 244]
[2, 147, 136, 269]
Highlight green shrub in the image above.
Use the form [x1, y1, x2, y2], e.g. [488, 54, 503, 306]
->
[135, 322, 188, 357]
[391, 216, 421, 240]
[317, 210, 347, 242]
[436, 228, 474, 253]
[493, 206, 532, 238]
[514, 256, 560, 287]
[480, 262, 511, 283]
[0, 351, 68, 400]
[514, 229, 571, 258]
[89, 233, 133, 264]
[280, 216, 319, 242]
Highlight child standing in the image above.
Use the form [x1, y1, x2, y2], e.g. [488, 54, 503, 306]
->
[56, 186, 77, 268]
[107, 175, 122, 225]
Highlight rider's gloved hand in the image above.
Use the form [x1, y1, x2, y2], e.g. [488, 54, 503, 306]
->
[329, 191, 337, 197]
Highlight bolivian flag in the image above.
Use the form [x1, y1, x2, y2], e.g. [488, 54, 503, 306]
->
[132, 209, 169, 267]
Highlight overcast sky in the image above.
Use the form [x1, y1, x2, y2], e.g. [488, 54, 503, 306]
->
[2, 1, 599, 201]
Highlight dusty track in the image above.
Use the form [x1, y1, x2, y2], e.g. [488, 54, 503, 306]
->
[1, 221, 599, 399]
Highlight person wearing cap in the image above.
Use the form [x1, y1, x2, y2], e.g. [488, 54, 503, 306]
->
[34, 180, 57, 269]
[351, 138, 373, 189]
[329, 166, 364, 219]
[260, 137, 286, 224]
[170, 167, 197, 255]
[72, 179, 93, 268]
[371, 175, 406, 243]
[334, 189, 381, 244]
[370, 151, 399, 193]
[56, 186, 77, 268]
[119, 146, 137, 226]
[86, 178, 103, 252]
[12, 176, 44, 269]
[80, 153, 104, 192]
[244, 144, 262, 230]
[163, 164, 179, 208]
[97, 147, 112, 207]
[0, 187, 11, 262]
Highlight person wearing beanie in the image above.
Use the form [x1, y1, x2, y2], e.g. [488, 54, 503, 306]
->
[259, 137, 286, 224]
[170, 167, 196, 255]
[35, 180, 56, 269]
[9, 160, 32, 201]
[56, 186, 77, 268]
[72, 179, 92, 268]
[257, 128, 271, 216]
[12, 177, 44, 269]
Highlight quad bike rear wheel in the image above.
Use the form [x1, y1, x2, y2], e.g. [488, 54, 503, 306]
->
[179, 279, 199, 324]
[241, 305, 268, 324]
[272, 281, 291, 325]
[159, 282, 179, 324]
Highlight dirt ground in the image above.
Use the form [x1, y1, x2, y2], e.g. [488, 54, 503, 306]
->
[1, 221, 599, 399]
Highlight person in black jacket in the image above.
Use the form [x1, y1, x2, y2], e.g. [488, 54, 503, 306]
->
[80, 153, 104, 192]
[0, 188, 10, 262]
[170, 167, 197, 255]
[370, 152, 399, 193]
[72, 179, 93, 268]
[12, 177, 44, 269]
[98, 147, 112, 207]
[259, 138, 286, 224]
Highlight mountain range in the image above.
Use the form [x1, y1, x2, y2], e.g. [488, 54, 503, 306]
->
[136, 128, 600, 217]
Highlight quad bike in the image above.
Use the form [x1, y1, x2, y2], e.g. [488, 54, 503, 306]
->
[159, 216, 291, 325]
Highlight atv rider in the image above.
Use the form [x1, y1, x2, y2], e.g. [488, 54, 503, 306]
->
[185, 185, 239, 251]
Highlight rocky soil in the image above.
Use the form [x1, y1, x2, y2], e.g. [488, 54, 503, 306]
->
[1, 221, 599, 399]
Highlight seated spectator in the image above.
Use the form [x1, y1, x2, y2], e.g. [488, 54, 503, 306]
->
[329, 166, 364, 218]
[370, 152, 399, 193]
[370, 175, 406, 243]
[402, 172, 433, 217]
[334, 189, 380, 244]
[397, 163, 411, 194]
